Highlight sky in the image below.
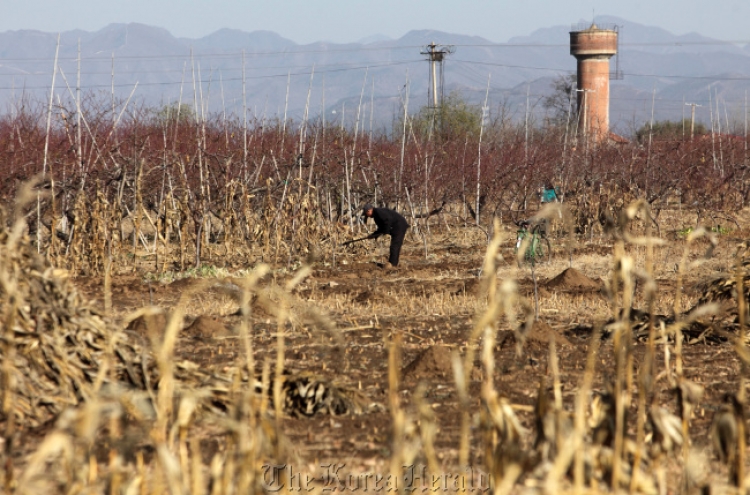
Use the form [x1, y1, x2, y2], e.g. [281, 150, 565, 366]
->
[4, 0, 750, 44]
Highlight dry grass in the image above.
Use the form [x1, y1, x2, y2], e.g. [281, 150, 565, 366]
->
[4, 190, 750, 494]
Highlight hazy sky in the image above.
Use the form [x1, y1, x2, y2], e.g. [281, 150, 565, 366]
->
[4, 0, 750, 44]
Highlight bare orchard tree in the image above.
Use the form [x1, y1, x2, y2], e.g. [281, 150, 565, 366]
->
[542, 74, 577, 129]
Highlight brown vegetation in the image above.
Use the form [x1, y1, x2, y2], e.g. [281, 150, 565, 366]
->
[2, 96, 750, 493]
[1, 94, 749, 274]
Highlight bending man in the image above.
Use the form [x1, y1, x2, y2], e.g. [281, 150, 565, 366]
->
[362, 204, 410, 268]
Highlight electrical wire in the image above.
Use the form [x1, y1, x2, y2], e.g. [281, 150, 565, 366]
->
[1, 42, 749, 106]
[0, 37, 747, 64]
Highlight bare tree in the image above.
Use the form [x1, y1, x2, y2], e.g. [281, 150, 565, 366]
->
[542, 74, 577, 128]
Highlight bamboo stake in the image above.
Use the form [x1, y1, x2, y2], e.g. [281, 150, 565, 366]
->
[280, 72, 290, 157]
[306, 125, 320, 197]
[716, 88, 724, 176]
[111, 52, 115, 129]
[369, 77, 375, 152]
[76, 38, 82, 177]
[39, 33, 60, 253]
[344, 149, 353, 229]
[219, 70, 229, 148]
[398, 72, 409, 210]
[476, 74, 491, 226]
[299, 65, 315, 177]
[242, 50, 248, 177]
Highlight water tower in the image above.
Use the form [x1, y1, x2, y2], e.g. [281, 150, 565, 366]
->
[570, 23, 618, 142]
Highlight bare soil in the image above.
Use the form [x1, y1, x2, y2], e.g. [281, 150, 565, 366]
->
[61, 229, 750, 488]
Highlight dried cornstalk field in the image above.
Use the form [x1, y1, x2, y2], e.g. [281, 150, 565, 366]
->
[2, 182, 750, 495]
[3, 99, 750, 494]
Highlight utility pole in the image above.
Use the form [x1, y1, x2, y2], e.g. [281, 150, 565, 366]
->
[420, 42, 454, 110]
[685, 102, 702, 140]
[576, 88, 595, 140]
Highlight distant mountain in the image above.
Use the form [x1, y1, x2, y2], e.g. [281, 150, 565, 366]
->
[186, 29, 297, 52]
[0, 19, 749, 134]
[357, 34, 393, 45]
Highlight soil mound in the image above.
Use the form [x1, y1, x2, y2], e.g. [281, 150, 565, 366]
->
[526, 320, 572, 347]
[402, 346, 453, 380]
[501, 320, 572, 349]
[546, 267, 602, 292]
[184, 315, 231, 338]
[127, 309, 168, 336]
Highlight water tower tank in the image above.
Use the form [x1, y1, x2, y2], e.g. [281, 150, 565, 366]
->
[570, 24, 618, 142]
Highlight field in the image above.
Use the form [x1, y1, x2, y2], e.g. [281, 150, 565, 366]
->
[4, 198, 750, 495]
[3, 92, 750, 493]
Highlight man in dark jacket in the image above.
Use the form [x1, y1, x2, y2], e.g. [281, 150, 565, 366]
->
[362, 204, 410, 267]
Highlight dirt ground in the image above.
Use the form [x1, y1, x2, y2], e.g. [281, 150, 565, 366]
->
[63, 219, 750, 491]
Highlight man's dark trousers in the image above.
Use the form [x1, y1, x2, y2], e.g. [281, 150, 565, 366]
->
[389, 223, 408, 266]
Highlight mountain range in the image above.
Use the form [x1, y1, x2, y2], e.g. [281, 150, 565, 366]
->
[1, 16, 749, 134]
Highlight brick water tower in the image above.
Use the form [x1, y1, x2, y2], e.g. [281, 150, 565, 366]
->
[570, 23, 618, 143]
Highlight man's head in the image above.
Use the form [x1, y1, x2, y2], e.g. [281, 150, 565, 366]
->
[362, 204, 374, 218]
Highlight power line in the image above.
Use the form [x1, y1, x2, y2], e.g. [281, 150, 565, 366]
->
[0, 59, 421, 90]
[452, 58, 750, 82]
[2, 55, 749, 97]
[1, 48, 750, 110]
[0, 45, 427, 63]
[1, 37, 748, 65]
[451, 40, 750, 48]
[0, 58, 422, 78]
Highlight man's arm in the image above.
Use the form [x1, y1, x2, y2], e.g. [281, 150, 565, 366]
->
[361, 215, 384, 239]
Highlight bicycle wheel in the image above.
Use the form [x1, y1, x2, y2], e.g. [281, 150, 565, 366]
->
[515, 231, 527, 266]
[539, 236, 551, 263]
[524, 235, 540, 264]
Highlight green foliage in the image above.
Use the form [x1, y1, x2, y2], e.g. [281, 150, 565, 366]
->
[677, 225, 730, 237]
[636, 119, 708, 143]
[154, 102, 195, 125]
[408, 92, 483, 138]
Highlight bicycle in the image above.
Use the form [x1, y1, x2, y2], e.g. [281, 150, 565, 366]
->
[515, 219, 551, 265]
